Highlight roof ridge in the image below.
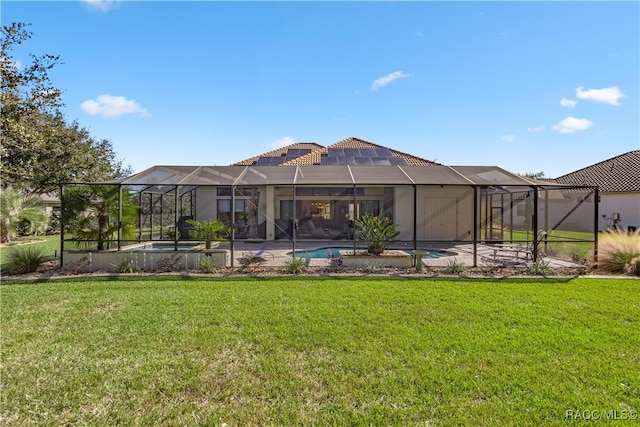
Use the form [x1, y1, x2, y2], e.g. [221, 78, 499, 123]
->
[555, 150, 640, 180]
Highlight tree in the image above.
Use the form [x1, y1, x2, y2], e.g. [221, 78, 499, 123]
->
[186, 219, 231, 250]
[521, 172, 547, 180]
[0, 187, 48, 243]
[355, 214, 400, 255]
[1, 23, 130, 194]
[62, 185, 138, 250]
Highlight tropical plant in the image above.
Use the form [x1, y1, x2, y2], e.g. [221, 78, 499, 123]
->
[62, 185, 138, 250]
[199, 255, 219, 273]
[526, 260, 553, 276]
[364, 259, 382, 274]
[355, 214, 400, 255]
[284, 257, 306, 274]
[442, 258, 466, 274]
[0, 187, 48, 243]
[115, 257, 139, 274]
[5, 245, 46, 274]
[186, 219, 230, 250]
[597, 229, 640, 275]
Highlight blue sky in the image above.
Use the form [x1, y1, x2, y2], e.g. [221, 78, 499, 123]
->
[4, 1, 639, 178]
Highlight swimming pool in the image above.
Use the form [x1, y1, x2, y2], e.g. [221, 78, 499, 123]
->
[288, 247, 457, 259]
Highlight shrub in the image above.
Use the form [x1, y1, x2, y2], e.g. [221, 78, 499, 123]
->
[597, 229, 640, 274]
[442, 258, 466, 274]
[526, 260, 553, 276]
[199, 255, 219, 274]
[284, 257, 306, 274]
[364, 260, 382, 274]
[355, 214, 400, 255]
[115, 257, 140, 273]
[6, 245, 46, 274]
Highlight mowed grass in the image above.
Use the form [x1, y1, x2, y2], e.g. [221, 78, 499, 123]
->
[2, 277, 638, 425]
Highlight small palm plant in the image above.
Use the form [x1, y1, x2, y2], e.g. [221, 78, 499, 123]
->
[186, 219, 231, 250]
[355, 214, 400, 255]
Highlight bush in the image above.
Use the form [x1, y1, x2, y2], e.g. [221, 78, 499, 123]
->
[597, 229, 640, 275]
[199, 255, 219, 273]
[355, 214, 400, 255]
[115, 257, 140, 273]
[364, 260, 382, 274]
[284, 257, 306, 274]
[442, 258, 466, 274]
[526, 260, 553, 276]
[6, 245, 46, 274]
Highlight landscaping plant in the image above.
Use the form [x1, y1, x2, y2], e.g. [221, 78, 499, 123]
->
[355, 214, 400, 255]
[186, 219, 230, 250]
[5, 245, 47, 274]
[597, 228, 640, 275]
[284, 257, 306, 274]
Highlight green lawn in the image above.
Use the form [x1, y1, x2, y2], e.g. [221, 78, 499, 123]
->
[2, 277, 638, 425]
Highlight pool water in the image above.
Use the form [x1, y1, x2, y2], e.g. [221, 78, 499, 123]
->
[288, 247, 457, 259]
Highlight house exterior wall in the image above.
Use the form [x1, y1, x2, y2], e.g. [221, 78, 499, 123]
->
[599, 192, 640, 231]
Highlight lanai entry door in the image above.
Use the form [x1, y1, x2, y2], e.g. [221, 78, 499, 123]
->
[424, 197, 459, 240]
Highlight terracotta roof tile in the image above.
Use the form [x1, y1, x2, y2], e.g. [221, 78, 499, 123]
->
[281, 137, 440, 166]
[554, 150, 640, 192]
[232, 142, 324, 166]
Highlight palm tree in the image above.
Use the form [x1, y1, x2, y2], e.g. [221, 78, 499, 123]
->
[0, 187, 48, 243]
[62, 185, 138, 250]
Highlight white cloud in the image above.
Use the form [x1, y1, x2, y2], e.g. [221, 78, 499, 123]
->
[81, 0, 122, 12]
[501, 134, 516, 142]
[560, 98, 577, 108]
[576, 86, 625, 106]
[415, 31, 424, 37]
[81, 94, 149, 118]
[270, 136, 297, 150]
[552, 117, 593, 134]
[371, 71, 410, 91]
[527, 125, 545, 132]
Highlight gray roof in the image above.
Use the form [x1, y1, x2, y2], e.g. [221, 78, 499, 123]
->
[555, 150, 640, 193]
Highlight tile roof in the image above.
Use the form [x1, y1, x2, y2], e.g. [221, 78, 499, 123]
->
[233, 136, 439, 167]
[232, 142, 324, 166]
[554, 150, 640, 192]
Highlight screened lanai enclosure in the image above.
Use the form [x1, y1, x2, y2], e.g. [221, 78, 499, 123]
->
[61, 165, 598, 271]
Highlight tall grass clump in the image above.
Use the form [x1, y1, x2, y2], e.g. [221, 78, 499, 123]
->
[5, 245, 46, 274]
[597, 229, 640, 275]
[284, 256, 306, 274]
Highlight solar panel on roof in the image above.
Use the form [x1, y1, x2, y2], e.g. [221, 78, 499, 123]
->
[389, 157, 406, 165]
[343, 148, 360, 156]
[328, 148, 343, 157]
[355, 157, 373, 165]
[374, 148, 392, 156]
[371, 157, 392, 165]
[321, 157, 338, 165]
[359, 148, 377, 156]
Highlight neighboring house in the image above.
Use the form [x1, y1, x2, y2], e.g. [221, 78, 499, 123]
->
[39, 193, 61, 217]
[555, 150, 640, 232]
[95, 137, 594, 246]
